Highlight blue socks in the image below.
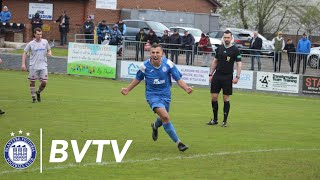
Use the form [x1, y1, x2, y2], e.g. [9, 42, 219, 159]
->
[154, 117, 162, 128]
[163, 122, 179, 143]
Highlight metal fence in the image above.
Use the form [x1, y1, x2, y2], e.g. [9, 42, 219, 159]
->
[72, 38, 320, 76]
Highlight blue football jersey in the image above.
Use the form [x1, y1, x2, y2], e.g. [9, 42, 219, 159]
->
[136, 58, 182, 100]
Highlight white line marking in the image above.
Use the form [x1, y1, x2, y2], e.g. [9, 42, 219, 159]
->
[0, 148, 319, 175]
[40, 128, 43, 173]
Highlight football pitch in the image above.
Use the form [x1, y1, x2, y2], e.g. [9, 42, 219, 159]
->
[0, 70, 319, 180]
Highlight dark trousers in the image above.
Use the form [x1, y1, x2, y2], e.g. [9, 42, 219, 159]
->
[287, 52, 296, 72]
[135, 43, 145, 61]
[60, 32, 67, 45]
[170, 49, 179, 64]
[296, 54, 308, 74]
[98, 36, 104, 44]
[250, 51, 261, 71]
[84, 32, 93, 44]
[274, 52, 282, 72]
[163, 48, 169, 59]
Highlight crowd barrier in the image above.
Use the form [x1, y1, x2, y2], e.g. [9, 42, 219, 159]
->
[62, 42, 320, 96]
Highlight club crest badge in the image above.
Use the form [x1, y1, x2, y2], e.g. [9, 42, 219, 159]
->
[4, 130, 37, 169]
[162, 66, 167, 72]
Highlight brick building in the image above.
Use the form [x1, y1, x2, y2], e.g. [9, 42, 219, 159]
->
[1, 0, 222, 43]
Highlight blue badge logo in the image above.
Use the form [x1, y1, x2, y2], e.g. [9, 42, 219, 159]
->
[4, 131, 37, 169]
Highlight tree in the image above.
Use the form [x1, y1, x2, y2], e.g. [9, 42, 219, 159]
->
[218, 0, 300, 36]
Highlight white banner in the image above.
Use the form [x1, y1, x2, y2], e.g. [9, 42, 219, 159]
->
[28, 3, 53, 20]
[120, 61, 210, 85]
[256, 72, 299, 93]
[233, 70, 253, 89]
[96, 0, 117, 10]
[67, 43, 117, 78]
[175, 65, 210, 85]
[120, 61, 141, 79]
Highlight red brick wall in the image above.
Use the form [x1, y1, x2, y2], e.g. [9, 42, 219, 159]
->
[3, 0, 218, 42]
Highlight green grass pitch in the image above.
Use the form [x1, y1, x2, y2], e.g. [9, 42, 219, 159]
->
[0, 70, 319, 179]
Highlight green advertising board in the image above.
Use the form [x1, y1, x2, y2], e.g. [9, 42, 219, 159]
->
[67, 43, 117, 78]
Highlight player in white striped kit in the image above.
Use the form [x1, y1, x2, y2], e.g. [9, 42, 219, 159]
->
[21, 27, 52, 103]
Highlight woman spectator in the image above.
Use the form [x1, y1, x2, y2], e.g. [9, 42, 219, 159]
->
[198, 33, 212, 66]
[283, 38, 296, 73]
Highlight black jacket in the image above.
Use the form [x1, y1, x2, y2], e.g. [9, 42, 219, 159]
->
[147, 34, 159, 45]
[250, 37, 262, 50]
[169, 34, 182, 49]
[284, 43, 296, 53]
[83, 21, 94, 33]
[31, 13, 43, 31]
[135, 32, 147, 42]
[56, 15, 70, 33]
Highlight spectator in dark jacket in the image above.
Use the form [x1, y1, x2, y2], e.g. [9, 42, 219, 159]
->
[31, 12, 43, 33]
[135, 28, 147, 61]
[117, 19, 127, 36]
[109, 24, 122, 45]
[182, 30, 195, 65]
[96, 20, 110, 44]
[146, 29, 159, 45]
[160, 30, 170, 58]
[283, 38, 296, 73]
[83, 15, 94, 44]
[169, 29, 182, 64]
[250, 31, 263, 71]
[54, 10, 70, 46]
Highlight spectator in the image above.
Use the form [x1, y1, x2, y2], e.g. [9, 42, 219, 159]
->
[169, 29, 182, 64]
[83, 15, 94, 44]
[109, 24, 122, 45]
[296, 33, 311, 74]
[0, 6, 11, 23]
[182, 30, 195, 65]
[250, 31, 262, 71]
[135, 28, 147, 61]
[271, 31, 285, 72]
[31, 12, 43, 33]
[146, 29, 159, 45]
[160, 30, 170, 58]
[96, 20, 110, 44]
[54, 11, 70, 46]
[117, 19, 126, 36]
[283, 38, 296, 73]
[198, 33, 212, 67]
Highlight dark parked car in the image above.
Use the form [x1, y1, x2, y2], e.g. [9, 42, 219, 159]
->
[122, 19, 170, 41]
[208, 28, 252, 49]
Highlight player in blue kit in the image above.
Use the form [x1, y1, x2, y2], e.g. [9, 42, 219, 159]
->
[121, 43, 193, 152]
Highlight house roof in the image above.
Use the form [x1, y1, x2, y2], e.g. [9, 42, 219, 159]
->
[208, 0, 223, 8]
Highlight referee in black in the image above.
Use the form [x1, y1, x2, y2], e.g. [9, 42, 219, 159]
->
[207, 30, 242, 127]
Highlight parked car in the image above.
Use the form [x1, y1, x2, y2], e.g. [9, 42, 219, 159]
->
[169, 26, 221, 50]
[307, 47, 320, 68]
[122, 19, 170, 41]
[208, 28, 274, 55]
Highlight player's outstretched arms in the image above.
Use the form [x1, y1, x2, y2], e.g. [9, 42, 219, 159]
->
[121, 79, 141, 95]
[176, 79, 193, 94]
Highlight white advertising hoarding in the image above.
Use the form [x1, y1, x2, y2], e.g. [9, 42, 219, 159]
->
[256, 72, 299, 93]
[120, 61, 210, 85]
[96, 0, 117, 10]
[28, 3, 53, 20]
[233, 70, 253, 89]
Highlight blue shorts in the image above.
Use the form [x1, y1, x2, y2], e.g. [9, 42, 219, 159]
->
[147, 97, 171, 113]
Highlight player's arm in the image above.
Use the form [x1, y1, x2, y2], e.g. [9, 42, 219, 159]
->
[233, 52, 242, 84]
[121, 79, 141, 95]
[209, 57, 218, 82]
[21, 51, 28, 71]
[176, 79, 193, 94]
[47, 49, 52, 57]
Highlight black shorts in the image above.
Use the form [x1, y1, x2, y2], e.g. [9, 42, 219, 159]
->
[210, 74, 233, 95]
